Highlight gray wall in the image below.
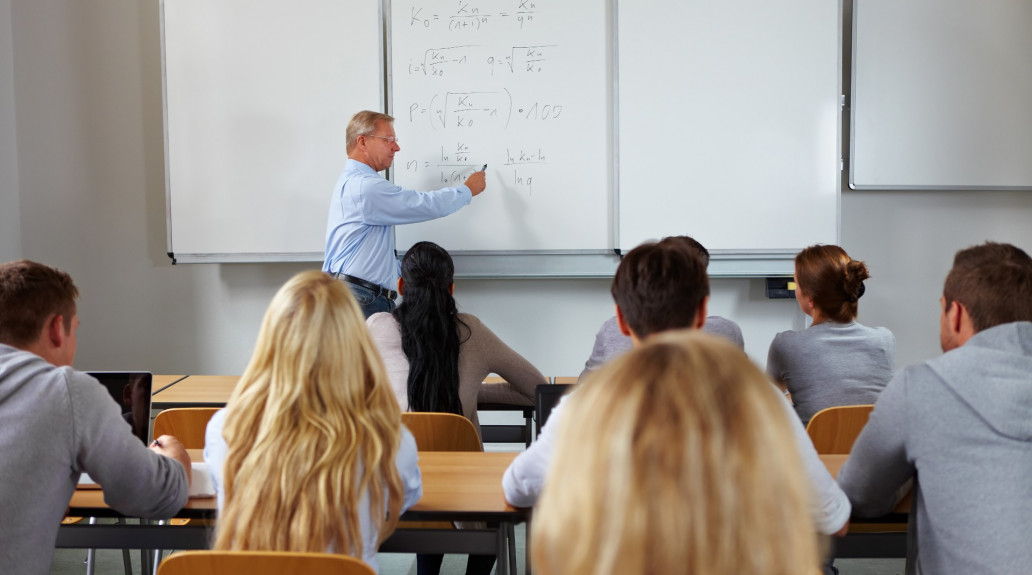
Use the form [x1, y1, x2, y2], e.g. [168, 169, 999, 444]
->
[5, 1, 1032, 377]
[0, 0, 20, 262]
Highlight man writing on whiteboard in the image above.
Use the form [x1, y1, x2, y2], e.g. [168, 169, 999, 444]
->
[323, 110, 487, 317]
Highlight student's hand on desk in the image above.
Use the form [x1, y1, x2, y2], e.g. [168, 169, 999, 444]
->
[465, 171, 486, 196]
[150, 434, 193, 488]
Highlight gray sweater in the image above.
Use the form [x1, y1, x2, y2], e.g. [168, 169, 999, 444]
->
[766, 321, 895, 425]
[0, 345, 189, 575]
[366, 312, 546, 436]
[837, 322, 1032, 575]
[579, 315, 745, 380]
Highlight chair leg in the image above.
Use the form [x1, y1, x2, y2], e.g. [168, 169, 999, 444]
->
[507, 522, 517, 575]
[121, 548, 132, 575]
[85, 517, 97, 575]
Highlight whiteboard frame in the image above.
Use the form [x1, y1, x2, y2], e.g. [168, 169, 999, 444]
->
[848, 0, 1032, 191]
[160, 0, 825, 277]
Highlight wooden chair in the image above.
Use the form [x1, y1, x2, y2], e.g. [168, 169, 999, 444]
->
[398, 413, 515, 572]
[805, 404, 875, 454]
[401, 412, 483, 452]
[156, 550, 375, 575]
[152, 407, 220, 449]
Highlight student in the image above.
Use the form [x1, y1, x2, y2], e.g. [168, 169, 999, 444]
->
[366, 241, 546, 438]
[767, 244, 895, 424]
[205, 270, 422, 573]
[366, 241, 545, 575]
[578, 236, 744, 380]
[0, 260, 190, 575]
[838, 242, 1032, 575]
[534, 331, 822, 575]
[503, 239, 850, 539]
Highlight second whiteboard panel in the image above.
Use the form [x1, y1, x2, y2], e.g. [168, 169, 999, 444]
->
[391, 0, 613, 252]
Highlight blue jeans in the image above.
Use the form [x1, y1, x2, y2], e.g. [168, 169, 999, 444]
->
[345, 282, 396, 318]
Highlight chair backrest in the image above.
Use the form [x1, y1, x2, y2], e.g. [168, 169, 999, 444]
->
[535, 383, 573, 438]
[152, 408, 221, 449]
[401, 412, 483, 452]
[157, 550, 375, 575]
[805, 404, 875, 454]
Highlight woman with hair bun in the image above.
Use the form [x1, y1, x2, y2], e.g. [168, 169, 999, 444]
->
[767, 244, 895, 425]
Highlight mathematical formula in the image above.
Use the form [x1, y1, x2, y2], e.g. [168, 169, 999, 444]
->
[407, 44, 557, 77]
[409, 1, 541, 31]
[407, 91, 563, 130]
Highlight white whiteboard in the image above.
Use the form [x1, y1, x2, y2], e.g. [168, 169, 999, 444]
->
[850, 0, 1032, 190]
[162, 0, 382, 261]
[390, 0, 612, 252]
[618, 0, 840, 253]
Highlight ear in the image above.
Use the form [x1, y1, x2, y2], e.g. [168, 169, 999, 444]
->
[615, 305, 633, 337]
[945, 300, 964, 335]
[449, 282, 455, 295]
[694, 296, 709, 329]
[397, 277, 405, 296]
[46, 314, 66, 348]
[953, 301, 978, 346]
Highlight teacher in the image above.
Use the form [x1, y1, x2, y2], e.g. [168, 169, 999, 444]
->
[323, 110, 486, 317]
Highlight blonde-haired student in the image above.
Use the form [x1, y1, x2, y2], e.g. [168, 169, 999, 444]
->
[533, 331, 823, 575]
[204, 270, 422, 573]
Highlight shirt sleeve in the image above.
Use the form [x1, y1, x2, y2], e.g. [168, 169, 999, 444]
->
[70, 371, 189, 518]
[502, 395, 569, 507]
[357, 175, 472, 226]
[837, 369, 915, 517]
[779, 396, 851, 534]
[397, 427, 423, 511]
[467, 316, 546, 403]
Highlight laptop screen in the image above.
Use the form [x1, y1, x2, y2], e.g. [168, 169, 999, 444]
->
[86, 371, 153, 445]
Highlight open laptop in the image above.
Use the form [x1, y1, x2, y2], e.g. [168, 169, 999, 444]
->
[77, 371, 153, 487]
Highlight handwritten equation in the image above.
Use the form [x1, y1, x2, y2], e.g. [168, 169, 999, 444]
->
[407, 45, 557, 77]
[409, 1, 541, 31]
[407, 90, 563, 130]
[403, 141, 545, 194]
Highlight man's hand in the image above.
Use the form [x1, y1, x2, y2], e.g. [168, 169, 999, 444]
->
[464, 171, 486, 196]
[149, 435, 192, 488]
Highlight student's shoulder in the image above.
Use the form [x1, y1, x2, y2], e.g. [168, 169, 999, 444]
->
[366, 311, 400, 332]
[853, 322, 896, 345]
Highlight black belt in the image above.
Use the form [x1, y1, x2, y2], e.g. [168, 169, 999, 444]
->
[334, 273, 398, 301]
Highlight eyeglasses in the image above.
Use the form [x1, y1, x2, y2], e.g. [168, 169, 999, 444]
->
[364, 134, 400, 144]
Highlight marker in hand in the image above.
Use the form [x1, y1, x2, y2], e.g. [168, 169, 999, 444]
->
[481, 164, 488, 172]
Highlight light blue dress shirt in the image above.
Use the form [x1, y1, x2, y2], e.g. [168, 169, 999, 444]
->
[322, 159, 472, 290]
[204, 409, 424, 573]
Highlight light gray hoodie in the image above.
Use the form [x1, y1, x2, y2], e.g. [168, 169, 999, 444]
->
[838, 321, 1032, 575]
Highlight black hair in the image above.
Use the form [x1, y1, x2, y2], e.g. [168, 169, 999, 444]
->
[392, 241, 467, 415]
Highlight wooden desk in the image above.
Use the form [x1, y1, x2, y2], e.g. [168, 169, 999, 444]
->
[151, 375, 238, 409]
[152, 375, 188, 395]
[820, 454, 909, 559]
[59, 451, 525, 573]
[155, 375, 536, 446]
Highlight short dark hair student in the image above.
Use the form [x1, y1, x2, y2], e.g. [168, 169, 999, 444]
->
[578, 236, 744, 379]
[503, 240, 852, 548]
[766, 244, 896, 425]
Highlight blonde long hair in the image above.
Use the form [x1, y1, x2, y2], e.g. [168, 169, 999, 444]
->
[213, 271, 404, 555]
[532, 331, 821, 575]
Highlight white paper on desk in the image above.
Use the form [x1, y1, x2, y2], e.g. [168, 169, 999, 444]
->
[189, 462, 216, 498]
